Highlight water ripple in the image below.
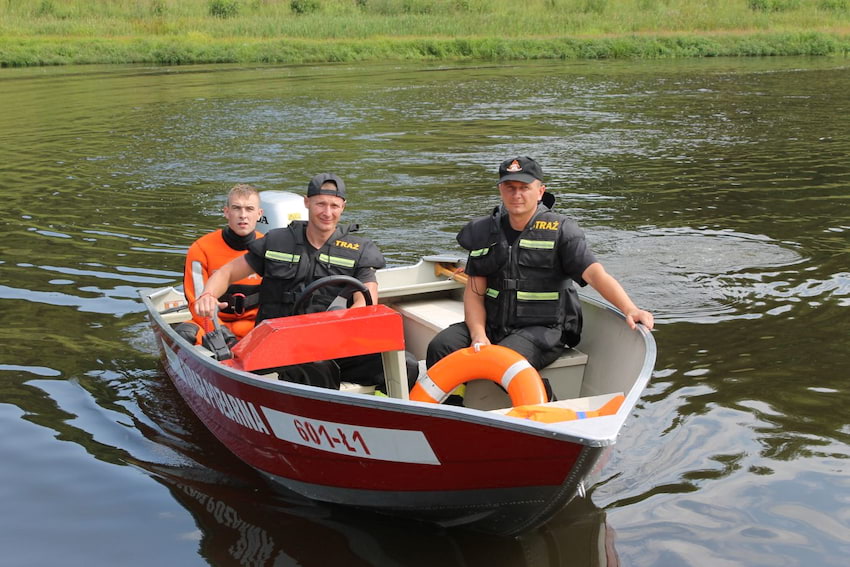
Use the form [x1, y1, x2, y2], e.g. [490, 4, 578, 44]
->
[0, 285, 145, 316]
[581, 226, 850, 324]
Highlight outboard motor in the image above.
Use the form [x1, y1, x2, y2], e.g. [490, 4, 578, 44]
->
[257, 190, 308, 233]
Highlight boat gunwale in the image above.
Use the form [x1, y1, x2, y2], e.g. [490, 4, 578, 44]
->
[140, 269, 655, 448]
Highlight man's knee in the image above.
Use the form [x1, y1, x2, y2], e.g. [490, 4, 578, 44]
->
[498, 332, 562, 370]
[173, 322, 201, 344]
[273, 360, 341, 389]
[337, 354, 384, 387]
[426, 322, 472, 367]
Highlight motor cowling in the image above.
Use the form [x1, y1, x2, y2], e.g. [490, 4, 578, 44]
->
[257, 190, 308, 233]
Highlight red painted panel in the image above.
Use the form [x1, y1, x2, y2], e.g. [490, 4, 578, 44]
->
[230, 304, 405, 370]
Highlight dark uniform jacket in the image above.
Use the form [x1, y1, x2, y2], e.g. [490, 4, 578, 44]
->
[457, 200, 597, 348]
[245, 221, 385, 323]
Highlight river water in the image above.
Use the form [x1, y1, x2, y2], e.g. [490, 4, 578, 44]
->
[1, 57, 848, 566]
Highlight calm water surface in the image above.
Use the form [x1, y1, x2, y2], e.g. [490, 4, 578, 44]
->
[0, 57, 848, 566]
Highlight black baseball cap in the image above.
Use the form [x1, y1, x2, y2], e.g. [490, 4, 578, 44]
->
[498, 156, 544, 184]
[306, 173, 346, 200]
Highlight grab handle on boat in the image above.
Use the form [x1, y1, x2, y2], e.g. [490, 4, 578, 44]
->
[159, 302, 189, 315]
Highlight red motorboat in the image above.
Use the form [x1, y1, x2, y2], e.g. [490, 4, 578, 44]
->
[141, 252, 654, 536]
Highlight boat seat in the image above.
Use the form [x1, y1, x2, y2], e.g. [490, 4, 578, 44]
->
[393, 298, 469, 360]
[163, 310, 191, 325]
[393, 298, 589, 406]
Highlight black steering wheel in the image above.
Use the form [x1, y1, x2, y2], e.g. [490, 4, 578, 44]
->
[291, 275, 373, 315]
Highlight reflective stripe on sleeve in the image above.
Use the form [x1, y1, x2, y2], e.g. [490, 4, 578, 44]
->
[191, 261, 205, 299]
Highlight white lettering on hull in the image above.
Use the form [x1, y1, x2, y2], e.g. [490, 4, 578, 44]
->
[162, 338, 440, 465]
[162, 340, 270, 435]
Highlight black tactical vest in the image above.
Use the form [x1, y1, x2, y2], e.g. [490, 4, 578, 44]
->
[457, 204, 583, 347]
[253, 221, 383, 323]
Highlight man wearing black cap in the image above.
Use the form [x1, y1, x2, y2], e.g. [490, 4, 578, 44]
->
[426, 156, 654, 396]
[196, 173, 388, 389]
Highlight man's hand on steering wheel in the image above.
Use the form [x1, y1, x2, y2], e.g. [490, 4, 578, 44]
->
[291, 275, 373, 315]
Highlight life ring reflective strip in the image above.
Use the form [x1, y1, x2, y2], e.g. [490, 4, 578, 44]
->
[410, 345, 548, 406]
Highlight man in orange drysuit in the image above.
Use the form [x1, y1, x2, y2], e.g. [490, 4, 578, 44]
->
[179, 183, 264, 345]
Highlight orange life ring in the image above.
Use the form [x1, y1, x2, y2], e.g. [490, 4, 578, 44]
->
[410, 345, 547, 406]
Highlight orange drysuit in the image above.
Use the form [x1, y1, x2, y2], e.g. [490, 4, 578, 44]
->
[184, 229, 262, 342]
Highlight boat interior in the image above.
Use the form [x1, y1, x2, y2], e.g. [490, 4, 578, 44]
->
[149, 257, 642, 419]
[377, 260, 592, 409]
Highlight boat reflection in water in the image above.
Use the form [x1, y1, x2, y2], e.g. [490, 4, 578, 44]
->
[160, 473, 618, 567]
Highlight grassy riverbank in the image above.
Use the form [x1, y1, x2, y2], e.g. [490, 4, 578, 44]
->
[2, 0, 850, 66]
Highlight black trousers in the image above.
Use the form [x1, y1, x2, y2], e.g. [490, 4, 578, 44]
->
[426, 322, 565, 371]
[335, 353, 385, 386]
[337, 352, 420, 391]
[263, 353, 382, 391]
[425, 322, 563, 401]
[270, 352, 419, 392]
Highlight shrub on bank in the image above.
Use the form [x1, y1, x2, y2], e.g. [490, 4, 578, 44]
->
[208, 0, 240, 19]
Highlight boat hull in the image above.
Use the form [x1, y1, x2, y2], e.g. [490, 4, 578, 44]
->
[153, 323, 608, 535]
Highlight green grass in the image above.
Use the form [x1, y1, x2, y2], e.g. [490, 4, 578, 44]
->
[1, 0, 849, 66]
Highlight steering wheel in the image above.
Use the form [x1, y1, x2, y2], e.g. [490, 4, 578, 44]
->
[291, 275, 373, 315]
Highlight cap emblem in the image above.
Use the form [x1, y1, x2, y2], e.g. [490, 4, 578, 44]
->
[506, 160, 523, 173]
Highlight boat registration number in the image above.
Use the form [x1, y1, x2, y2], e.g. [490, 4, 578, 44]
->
[261, 408, 440, 465]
